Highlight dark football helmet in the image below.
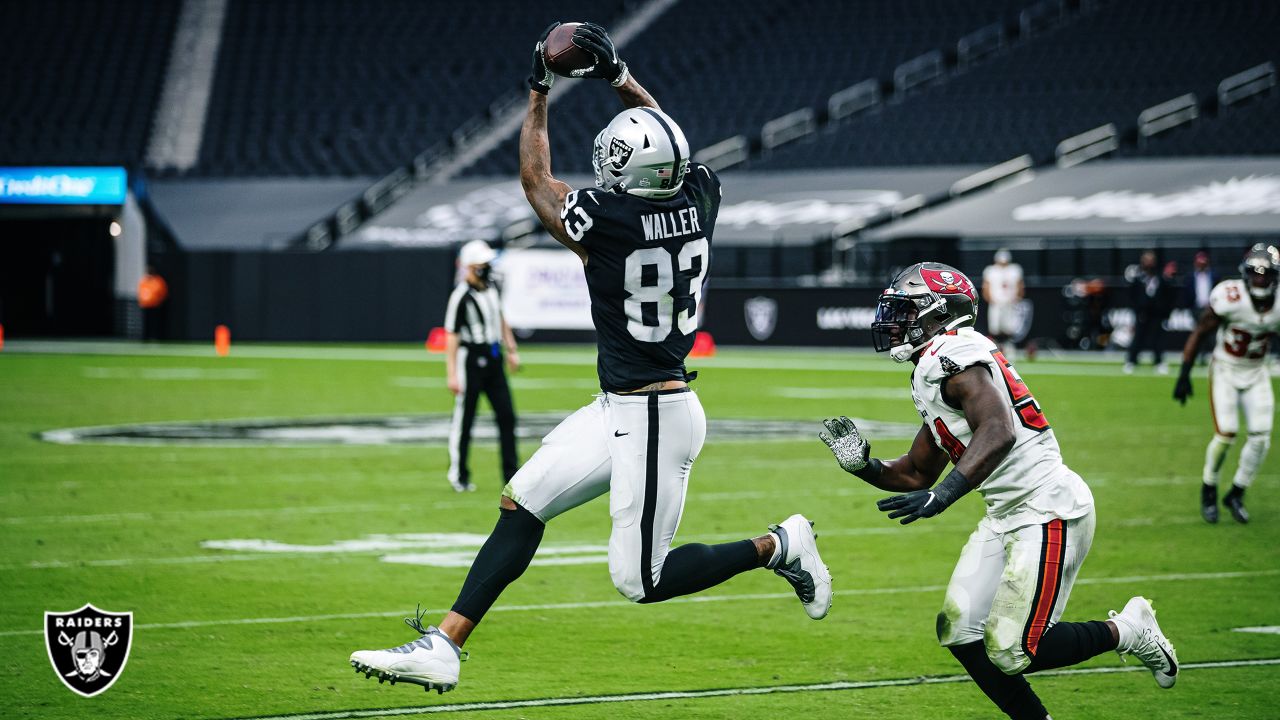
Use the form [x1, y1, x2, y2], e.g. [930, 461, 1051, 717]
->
[1240, 243, 1280, 310]
[872, 262, 979, 362]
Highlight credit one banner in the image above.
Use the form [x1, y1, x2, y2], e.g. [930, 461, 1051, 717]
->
[498, 248, 593, 330]
[0, 167, 127, 205]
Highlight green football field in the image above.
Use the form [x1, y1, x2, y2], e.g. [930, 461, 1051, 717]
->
[2, 342, 1278, 719]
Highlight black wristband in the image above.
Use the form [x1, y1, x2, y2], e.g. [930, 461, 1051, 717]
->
[931, 467, 973, 508]
[854, 458, 884, 483]
[1178, 359, 1194, 380]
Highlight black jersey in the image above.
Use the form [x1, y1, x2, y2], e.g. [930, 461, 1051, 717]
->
[561, 162, 722, 392]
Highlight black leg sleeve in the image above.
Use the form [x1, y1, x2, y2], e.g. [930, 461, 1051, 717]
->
[450, 504, 545, 623]
[486, 365, 519, 481]
[1025, 620, 1117, 673]
[638, 540, 758, 604]
[949, 641, 1048, 720]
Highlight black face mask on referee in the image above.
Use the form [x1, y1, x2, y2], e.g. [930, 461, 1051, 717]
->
[444, 242, 521, 492]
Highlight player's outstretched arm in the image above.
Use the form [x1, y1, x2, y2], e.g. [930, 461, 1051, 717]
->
[1174, 307, 1220, 405]
[520, 24, 585, 262]
[821, 417, 948, 492]
[570, 23, 658, 110]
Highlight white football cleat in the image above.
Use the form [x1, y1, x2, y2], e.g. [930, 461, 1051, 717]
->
[769, 514, 832, 620]
[350, 615, 465, 694]
[1109, 596, 1178, 689]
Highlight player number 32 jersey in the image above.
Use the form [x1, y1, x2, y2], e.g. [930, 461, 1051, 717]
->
[1209, 278, 1280, 376]
[911, 328, 1093, 532]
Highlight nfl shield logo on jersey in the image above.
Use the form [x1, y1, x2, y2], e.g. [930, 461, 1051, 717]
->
[44, 603, 133, 697]
[745, 296, 778, 341]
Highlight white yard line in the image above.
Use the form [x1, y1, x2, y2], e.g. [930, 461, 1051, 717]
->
[1, 568, 1274, 638]
[0, 340, 1212, 379]
[223, 658, 1280, 720]
[0, 503, 420, 526]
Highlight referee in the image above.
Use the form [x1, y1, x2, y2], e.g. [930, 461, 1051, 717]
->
[444, 240, 520, 492]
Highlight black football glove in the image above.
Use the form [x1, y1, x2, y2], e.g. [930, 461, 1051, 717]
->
[528, 22, 560, 94]
[570, 22, 629, 86]
[876, 469, 972, 525]
[1173, 361, 1194, 405]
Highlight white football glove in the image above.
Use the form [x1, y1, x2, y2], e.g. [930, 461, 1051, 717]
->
[819, 416, 870, 475]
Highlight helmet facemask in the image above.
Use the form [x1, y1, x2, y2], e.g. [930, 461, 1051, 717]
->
[1244, 260, 1278, 306]
[872, 263, 979, 363]
[592, 128, 627, 194]
[872, 293, 951, 362]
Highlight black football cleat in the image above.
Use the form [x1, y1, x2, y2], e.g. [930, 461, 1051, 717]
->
[1201, 484, 1219, 524]
[1223, 486, 1250, 524]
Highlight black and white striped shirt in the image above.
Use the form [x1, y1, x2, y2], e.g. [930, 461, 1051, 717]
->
[444, 282, 504, 346]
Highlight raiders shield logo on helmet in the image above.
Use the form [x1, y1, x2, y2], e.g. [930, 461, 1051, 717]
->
[744, 296, 778, 341]
[45, 603, 133, 697]
[608, 137, 634, 169]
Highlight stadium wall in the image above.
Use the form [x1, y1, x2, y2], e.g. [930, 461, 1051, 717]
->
[160, 249, 455, 342]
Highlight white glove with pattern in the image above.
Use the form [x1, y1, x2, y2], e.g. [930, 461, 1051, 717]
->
[819, 416, 870, 475]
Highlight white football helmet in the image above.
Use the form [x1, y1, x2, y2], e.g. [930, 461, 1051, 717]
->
[592, 107, 689, 199]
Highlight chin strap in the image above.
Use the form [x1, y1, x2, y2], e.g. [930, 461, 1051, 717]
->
[888, 313, 976, 363]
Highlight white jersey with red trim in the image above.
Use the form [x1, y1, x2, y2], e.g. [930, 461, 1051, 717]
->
[910, 328, 1093, 532]
[1209, 279, 1280, 384]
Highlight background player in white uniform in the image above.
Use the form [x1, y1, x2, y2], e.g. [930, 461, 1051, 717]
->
[820, 262, 1177, 720]
[983, 248, 1024, 358]
[348, 22, 831, 694]
[1174, 244, 1280, 524]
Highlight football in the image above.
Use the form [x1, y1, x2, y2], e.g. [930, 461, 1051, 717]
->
[543, 22, 593, 76]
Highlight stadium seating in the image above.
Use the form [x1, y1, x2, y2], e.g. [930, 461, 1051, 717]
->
[1118, 88, 1280, 157]
[0, 0, 178, 168]
[756, 0, 1279, 169]
[195, 0, 627, 177]
[463, 0, 1031, 177]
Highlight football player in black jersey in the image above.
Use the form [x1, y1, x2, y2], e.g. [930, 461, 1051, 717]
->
[349, 22, 831, 693]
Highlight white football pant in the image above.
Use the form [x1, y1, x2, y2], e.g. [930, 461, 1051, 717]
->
[1206, 363, 1273, 488]
[937, 510, 1095, 675]
[503, 389, 705, 602]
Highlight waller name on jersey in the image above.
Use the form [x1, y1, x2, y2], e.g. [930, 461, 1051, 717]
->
[641, 207, 702, 242]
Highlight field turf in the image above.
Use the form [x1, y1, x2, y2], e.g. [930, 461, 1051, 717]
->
[1, 342, 1278, 719]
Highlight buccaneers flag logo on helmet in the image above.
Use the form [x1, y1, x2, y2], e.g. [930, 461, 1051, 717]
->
[919, 267, 977, 300]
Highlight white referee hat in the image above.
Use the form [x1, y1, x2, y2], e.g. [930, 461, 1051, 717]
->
[459, 240, 496, 267]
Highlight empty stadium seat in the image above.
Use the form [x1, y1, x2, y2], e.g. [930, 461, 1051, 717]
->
[195, 0, 627, 177]
[0, 0, 178, 167]
[755, 0, 1280, 169]
[463, 0, 1030, 177]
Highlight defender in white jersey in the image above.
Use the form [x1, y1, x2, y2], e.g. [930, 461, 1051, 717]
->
[1175, 244, 1280, 524]
[820, 262, 1177, 719]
